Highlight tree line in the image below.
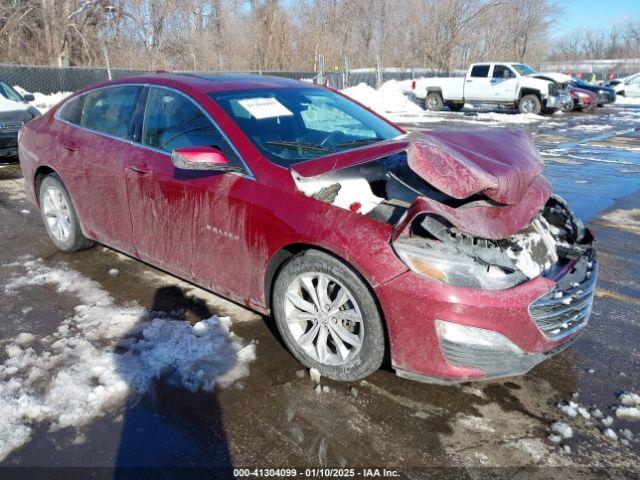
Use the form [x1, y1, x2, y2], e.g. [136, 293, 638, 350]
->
[0, 0, 638, 73]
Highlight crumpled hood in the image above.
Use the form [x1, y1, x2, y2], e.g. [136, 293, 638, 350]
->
[292, 129, 551, 239]
[293, 130, 544, 206]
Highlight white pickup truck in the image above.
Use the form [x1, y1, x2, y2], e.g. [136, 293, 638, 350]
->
[411, 62, 564, 115]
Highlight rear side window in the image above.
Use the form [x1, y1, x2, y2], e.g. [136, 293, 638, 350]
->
[470, 65, 490, 78]
[80, 86, 143, 139]
[59, 96, 84, 124]
[141, 87, 242, 167]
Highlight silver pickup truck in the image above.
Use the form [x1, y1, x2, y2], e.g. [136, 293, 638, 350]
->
[411, 62, 565, 115]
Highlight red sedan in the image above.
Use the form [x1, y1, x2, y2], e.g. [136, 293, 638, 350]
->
[18, 74, 597, 383]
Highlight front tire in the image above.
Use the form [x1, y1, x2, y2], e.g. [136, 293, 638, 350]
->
[425, 92, 444, 111]
[39, 174, 93, 252]
[518, 94, 542, 114]
[272, 250, 385, 381]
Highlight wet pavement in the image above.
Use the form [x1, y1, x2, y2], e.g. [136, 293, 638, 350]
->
[1, 103, 639, 478]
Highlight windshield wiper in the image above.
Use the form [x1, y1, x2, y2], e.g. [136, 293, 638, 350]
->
[336, 138, 381, 148]
[265, 140, 333, 152]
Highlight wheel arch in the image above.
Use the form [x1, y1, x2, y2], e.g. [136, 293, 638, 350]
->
[264, 242, 392, 365]
[34, 165, 58, 206]
[519, 88, 542, 101]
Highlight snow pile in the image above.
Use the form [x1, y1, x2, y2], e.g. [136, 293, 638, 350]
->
[550, 421, 573, 440]
[615, 96, 640, 105]
[0, 260, 255, 462]
[615, 391, 640, 421]
[341, 81, 428, 123]
[13, 85, 70, 113]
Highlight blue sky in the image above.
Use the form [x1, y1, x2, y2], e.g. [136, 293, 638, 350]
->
[551, 0, 640, 36]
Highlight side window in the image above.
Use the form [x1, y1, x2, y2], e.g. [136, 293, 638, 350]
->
[59, 96, 84, 124]
[142, 87, 244, 169]
[493, 65, 514, 79]
[470, 65, 490, 78]
[80, 86, 142, 139]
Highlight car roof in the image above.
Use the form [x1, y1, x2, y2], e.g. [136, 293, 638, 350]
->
[109, 72, 317, 93]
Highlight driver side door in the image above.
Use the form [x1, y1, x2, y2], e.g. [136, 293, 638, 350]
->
[489, 64, 518, 101]
[125, 86, 254, 297]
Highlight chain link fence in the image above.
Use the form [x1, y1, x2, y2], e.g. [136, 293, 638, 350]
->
[0, 64, 316, 94]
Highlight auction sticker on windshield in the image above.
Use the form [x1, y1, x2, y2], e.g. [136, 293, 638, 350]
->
[238, 97, 293, 119]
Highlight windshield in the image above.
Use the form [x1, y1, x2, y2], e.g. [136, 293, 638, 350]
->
[208, 87, 401, 167]
[512, 64, 537, 76]
[0, 81, 23, 102]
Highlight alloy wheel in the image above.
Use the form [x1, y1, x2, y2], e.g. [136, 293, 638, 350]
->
[42, 185, 72, 243]
[284, 272, 364, 366]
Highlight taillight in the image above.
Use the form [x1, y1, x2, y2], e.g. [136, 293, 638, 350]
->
[411, 80, 416, 90]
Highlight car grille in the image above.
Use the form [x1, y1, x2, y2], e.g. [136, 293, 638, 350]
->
[529, 254, 597, 341]
[0, 120, 24, 132]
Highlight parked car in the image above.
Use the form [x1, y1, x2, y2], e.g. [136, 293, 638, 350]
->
[569, 78, 616, 106]
[411, 62, 564, 114]
[612, 73, 640, 97]
[18, 74, 597, 384]
[0, 81, 40, 161]
[530, 73, 596, 112]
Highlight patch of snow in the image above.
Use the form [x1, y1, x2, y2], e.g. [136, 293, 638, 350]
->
[14, 333, 35, 346]
[108, 268, 119, 277]
[615, 406, 640, 421]
[615, 96, 640, 105]
[294, 175, 383, 214]
[548, 434, 562, 444]
[550, 421, 573, 439]
[603, 428, 618, 441]
[309, 367, 321, 385]
[619, 392, 640, 407]
[602, 416, 614, 427]
[14, 86, 70, 113]
[0, 260, 255, 462]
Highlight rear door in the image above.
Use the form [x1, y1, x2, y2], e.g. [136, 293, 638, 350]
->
[55, 85, 143, 253]
[464, 64, 492, 101]
[125, 86, 253, 290]
[489, 64, 518, 101]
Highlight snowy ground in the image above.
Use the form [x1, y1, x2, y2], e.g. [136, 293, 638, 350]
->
[1, 84, 639, 475]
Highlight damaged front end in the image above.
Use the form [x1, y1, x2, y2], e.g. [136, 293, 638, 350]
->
[293, 130, 597, 352]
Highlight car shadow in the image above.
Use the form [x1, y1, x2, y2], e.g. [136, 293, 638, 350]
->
[113, 285, 236, 480]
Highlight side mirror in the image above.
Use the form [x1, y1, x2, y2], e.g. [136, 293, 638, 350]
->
[171, 146, 243, 173]
[22, 93, 35, 102]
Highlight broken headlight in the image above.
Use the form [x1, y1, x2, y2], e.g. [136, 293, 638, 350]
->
[393, 242, 527, 290]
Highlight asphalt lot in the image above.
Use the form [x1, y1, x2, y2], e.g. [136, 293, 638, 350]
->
[1, 103, 639, 478]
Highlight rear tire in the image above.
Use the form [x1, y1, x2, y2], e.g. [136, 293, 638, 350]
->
[39, 174, 93, 252]
[272, 250, 385, 381]
[425, 92, 444, 111]
[518, 94, 542, 114]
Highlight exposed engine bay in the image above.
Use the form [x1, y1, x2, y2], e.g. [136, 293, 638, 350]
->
[293, 136, 595, 290]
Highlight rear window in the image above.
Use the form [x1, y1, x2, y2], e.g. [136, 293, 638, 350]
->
[470, 65, 490, 78]
[80, 86, 143, 139]
[58, 96, 84, 124]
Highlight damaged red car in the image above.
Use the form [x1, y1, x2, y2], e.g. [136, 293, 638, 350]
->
[18, 74, 597, 383]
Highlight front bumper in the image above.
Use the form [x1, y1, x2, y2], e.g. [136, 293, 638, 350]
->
[545, 95, 563, 109]
[376, 245, 597, 383]
[0, 123, 22, 159]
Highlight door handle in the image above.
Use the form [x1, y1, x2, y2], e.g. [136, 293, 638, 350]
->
[465, 79, 472, 83]
[61, 140, 77, 152]
[127, 164, 150, 175]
